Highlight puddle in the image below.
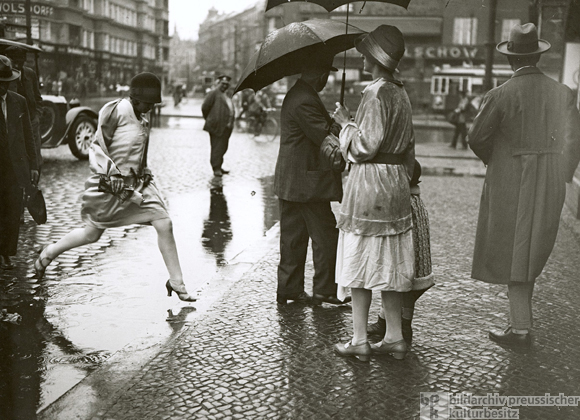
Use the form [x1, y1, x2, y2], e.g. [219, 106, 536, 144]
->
[0, 175, 280, 416]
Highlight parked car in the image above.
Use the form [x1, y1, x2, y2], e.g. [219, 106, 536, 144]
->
[0, 38, 98, 160]
[39, 95, 98, 160]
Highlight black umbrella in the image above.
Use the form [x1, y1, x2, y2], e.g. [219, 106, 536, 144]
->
[234, 18, 365, 94]
[265, 0, 411, 103]
[265, 0, 410, 12]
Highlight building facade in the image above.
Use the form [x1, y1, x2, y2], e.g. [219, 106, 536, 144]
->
[0, 0, 170, 96]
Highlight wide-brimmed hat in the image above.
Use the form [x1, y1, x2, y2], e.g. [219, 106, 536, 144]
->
[496, 23, 550, 56]
[129, 72, 162, 103]
[355, 25, 405, 73]
[0, 55, 20, 82]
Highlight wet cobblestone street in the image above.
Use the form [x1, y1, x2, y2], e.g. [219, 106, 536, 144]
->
[2, 107, 580, 419]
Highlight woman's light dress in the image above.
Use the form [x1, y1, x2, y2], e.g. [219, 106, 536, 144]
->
[336, 78, 416, 296]
[81, 98, 169, 229]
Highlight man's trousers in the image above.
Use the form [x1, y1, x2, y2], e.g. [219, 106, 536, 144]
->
[277, 199, 339, 297]
[209, 128, 232, 173]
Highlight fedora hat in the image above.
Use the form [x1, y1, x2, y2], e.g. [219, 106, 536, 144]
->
[0, 55, 20, 82]
[355, 25, 405, 73]
[496, 23, 550, 56]
[301, 48, 338, 73]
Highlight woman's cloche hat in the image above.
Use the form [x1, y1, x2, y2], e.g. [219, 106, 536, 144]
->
[496, 23, 550, 56]
[0, 55, 21, 82]
[129, 72, 162, 104]
[355, 25, 405, 73]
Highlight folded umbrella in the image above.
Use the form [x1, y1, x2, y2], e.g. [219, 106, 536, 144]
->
[234, 18, 366, 94]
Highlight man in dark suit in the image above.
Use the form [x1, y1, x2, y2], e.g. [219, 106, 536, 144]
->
[5, 46, 43, 169]
[202, 75, 235, 177]
[274, 51, 349, 305]
[0, 55, 38, 269]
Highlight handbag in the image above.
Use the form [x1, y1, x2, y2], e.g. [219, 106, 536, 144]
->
[26, 186, 47, 225]
[320, 133, 346, 172]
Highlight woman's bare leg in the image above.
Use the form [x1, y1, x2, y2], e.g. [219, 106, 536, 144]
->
[381, 291, 403, 343]
[151, 218, 182, 280]
[351, 287, 372, 345]
[45, 226, 105, 260]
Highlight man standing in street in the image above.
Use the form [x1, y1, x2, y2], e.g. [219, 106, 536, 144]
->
[0, 55, 39, 270]
[202, 75, 235, 177]
[274, 50, 349, 306]
[5, 46, 43, 171]
[468, 23, 580, 349]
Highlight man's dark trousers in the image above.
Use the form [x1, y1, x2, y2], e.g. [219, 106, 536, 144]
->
[277, 199, 338, 297]
[0, 157, 23, 257]
[209, 127, 232, 173]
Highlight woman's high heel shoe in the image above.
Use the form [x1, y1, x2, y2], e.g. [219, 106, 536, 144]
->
[370, 339, 407, 360]
[34, 245, 53, 280]
[166, 279, 197, 302]
[334, 341, 371, 362]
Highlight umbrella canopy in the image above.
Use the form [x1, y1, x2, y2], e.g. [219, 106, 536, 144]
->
[235, 18, 366, 93]
[0, 38, 42, 53]
[265, 0, 410, 12]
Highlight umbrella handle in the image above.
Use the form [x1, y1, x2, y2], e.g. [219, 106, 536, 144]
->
[340, 72, 346, 105]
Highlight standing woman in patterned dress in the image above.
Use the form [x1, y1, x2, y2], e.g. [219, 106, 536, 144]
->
[332, 25, 415, 361]
[33, 72, 196, 302]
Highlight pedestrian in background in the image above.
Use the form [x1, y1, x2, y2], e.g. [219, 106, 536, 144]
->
[202, 74, 235, 177]
[0, 55, 39, 270]
[33, 72, 196, 302]
[274, 49, 348, 306]
[367, 159, 434, 346]
[468, 23, 580, 350]
[333, 25, 415, 362]
[449, 90, 470, 149]
[5, 46, 43, 171]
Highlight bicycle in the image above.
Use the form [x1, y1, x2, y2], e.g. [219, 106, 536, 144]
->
[236, 107, 279, 142]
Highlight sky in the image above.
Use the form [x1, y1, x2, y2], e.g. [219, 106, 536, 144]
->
[169, 0, 262, 40]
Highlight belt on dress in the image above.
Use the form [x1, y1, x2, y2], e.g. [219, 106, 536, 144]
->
[366, 152, 404, 165]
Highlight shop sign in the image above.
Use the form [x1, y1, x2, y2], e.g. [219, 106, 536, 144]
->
[67, 46, 89, 56]
[0, 2, 54, 16]
[405, 45, 484, 61]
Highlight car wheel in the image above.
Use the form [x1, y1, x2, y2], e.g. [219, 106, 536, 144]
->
[68, 115, 96, 160]
[39, 101, 59, 144]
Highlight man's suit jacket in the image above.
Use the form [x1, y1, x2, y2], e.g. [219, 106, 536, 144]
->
[4, 90, 37, 190]
[9, 66, 42, 119]
[202, 88, 234, 137]
[274, 79, 342, 202]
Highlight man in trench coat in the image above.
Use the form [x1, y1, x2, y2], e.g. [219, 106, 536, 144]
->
[274, 50, 349, 306]
[202, 75, 235, 177]
[468, 23, 580, 349]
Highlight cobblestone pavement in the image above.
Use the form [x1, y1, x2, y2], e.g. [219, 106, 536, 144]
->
[45, 175, 580, 420]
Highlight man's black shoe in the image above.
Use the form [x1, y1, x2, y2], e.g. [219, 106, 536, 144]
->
[277, 291, 311, 305]
[489, 327, 531, 349]
[0, 255, 15, 270]
[312, 294, 352, 305]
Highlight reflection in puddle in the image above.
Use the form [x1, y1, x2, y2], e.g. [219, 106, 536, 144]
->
[201, 179, 233, 267]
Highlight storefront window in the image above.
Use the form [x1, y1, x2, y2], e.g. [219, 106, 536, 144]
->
[453, 17, 478, 45]
[501, 19, 521, 41]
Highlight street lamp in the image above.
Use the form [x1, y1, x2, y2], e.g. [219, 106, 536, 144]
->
[483, 0, 497, 92]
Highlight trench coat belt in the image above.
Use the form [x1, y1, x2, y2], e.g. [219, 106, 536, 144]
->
[366, 152, 404, 165]
[511, 149, 561, 157]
